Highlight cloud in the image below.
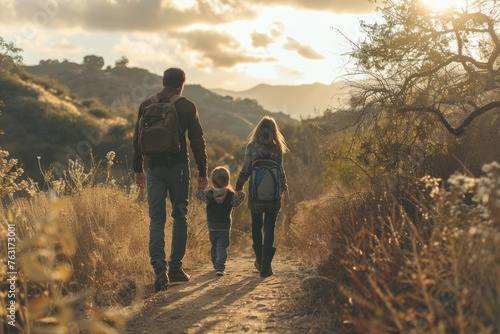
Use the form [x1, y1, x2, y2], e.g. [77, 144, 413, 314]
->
[251, 31, 274, 48]
[111, 35, 177, 68]
[248, 0, 377, 13]
[284, 37, 324, 59]
[0, 0, 376, 36]
[258, 0, 376, 14]
[169, 29, 274, 68]
[0, 0, 256, 32]
[51, 38, 82, 52]
[270, 22, 285, 38]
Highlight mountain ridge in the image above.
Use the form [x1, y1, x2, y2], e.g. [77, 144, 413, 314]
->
[211, 81, 350, 120]
[26, 59, 348, 121]
[0, 59, 301, 179]
[24, 60, 296, 138]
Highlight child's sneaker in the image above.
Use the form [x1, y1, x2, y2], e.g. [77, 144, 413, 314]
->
[216, 270, 225, 276]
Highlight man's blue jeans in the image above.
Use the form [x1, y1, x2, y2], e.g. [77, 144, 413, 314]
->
[146, 163, 189, 271]
[251, 212, 278, 247]
[209, 231, 230, 272]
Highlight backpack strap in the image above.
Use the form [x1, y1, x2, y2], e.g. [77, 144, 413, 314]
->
[149, 94, 185, 104]
[150, 94, 160, 103]
[259, 150, 273, 160]
[169, 95, 185, 103]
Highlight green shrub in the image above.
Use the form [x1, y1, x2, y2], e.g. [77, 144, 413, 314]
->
[88, 107, 114, 119]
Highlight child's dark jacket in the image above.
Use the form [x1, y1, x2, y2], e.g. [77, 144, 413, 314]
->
[196, 188, 245, 231]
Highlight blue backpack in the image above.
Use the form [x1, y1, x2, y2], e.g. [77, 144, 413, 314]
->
[249, 153, 280, 201]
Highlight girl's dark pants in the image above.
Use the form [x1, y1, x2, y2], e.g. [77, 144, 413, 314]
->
[251, 212, 277, 277]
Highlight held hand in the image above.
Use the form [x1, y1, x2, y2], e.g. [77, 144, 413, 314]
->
[197, 177, 209, 190]
[281, 189, 290, 208]
[135, 172, 146, 188]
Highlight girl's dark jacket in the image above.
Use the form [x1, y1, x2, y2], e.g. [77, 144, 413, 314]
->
[235, 141, 287, 213]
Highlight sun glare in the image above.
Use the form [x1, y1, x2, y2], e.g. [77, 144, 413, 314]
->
[420, 0, 468, 11]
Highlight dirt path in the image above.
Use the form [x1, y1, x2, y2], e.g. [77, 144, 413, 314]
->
[124, 252, 317, 334]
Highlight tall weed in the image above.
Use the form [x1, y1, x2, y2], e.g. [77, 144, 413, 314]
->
[0, 149, 213, 333]
[291, 162, 500, 333]
[0, 199, 130, 333]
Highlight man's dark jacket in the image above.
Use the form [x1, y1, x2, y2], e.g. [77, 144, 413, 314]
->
[132, 87, 208, 177]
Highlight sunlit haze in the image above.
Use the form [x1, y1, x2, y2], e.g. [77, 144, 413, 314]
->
[0, 0, 379, 90]
[420, 0, 469, 11]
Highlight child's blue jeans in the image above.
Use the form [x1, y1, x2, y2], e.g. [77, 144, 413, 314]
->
[209, 230, 230, 272]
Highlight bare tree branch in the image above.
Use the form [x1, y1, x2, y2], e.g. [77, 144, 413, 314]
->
[343, 0, 500, 136]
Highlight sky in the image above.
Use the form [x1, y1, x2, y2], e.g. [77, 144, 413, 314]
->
[0, 0, 380, 91]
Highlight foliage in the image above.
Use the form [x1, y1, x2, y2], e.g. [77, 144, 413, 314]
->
[0, 149, 37, 203]
[114, 56, 129, 67]
[291, 161, 500, 332]
[0, 36, 23, 72]
[425, 107, 500, 178]
[0, 139, 134, 332]
[346, 0, 500, 136]
[82, 55, 104, 72]
[23, 60, 296, 139]
[88, 107, 116, 119]
[326, 108, 453, 190]
[203, 130, 241, 168]
[17, 72, 72, 98]
[0, 100, 37, 203]
[0, 201, 131, 333]
[322, 0, 500, 202]
[0, 45, 132, 185]
[303, 4, 500, 329]
[280, 120, 329, 207]
[2, 199, 132, 333]
[38, 154, 109, 196]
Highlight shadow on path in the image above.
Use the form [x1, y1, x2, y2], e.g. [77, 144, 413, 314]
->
[125, 257, 265, 333]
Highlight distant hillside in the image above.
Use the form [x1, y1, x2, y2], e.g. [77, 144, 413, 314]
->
[0, 59, 299, 182]
[212, 81, 350, 120]
[183, 84, 294, 137]
[26, 61, 159, 111]
[0, 67, 130, 180]
[25, 60, 296, 139]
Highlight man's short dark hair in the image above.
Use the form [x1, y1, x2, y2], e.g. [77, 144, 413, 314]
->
[163, 68, 185, 88]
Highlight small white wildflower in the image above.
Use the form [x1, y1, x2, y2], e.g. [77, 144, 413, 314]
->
[106, 151, 115, 167]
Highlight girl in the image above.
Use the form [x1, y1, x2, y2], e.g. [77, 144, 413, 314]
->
[235, 116, 289, 277]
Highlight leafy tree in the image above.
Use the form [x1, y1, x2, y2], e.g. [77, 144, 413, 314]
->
[114, 56, 129, 67]
[83, 55, 104, 72]
[0, 36, 23, 72]
[346, 0, 500, 136]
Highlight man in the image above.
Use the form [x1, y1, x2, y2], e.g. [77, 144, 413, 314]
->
[133, 68, 208, 292]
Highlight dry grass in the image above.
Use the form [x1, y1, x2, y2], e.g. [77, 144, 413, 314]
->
[0, 197, 131, 333]
[0, 150, 215, 333]
[5, 141, 498, 333]
[289, 162, 500, 333]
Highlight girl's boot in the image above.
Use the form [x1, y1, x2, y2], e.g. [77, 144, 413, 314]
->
[260, 246, 276, 277]
[252, 244, 262, 271]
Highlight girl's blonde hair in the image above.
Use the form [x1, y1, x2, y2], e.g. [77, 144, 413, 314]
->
[247, 116, 288, 153]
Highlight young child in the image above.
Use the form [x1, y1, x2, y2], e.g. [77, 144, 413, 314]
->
[196, 166, 245, 276]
